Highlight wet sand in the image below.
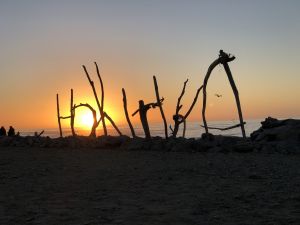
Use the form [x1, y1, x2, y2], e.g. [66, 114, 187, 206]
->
[1, 147, 300, 224]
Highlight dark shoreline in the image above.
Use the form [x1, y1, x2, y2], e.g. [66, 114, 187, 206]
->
[1, 118, 300, 154]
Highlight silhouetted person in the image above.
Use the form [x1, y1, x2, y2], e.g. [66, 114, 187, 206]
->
[7, 126, 15, 137]
[0, 126, 6, 136]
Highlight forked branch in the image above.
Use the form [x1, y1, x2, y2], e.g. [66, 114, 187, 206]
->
[171, 79, 202, 137]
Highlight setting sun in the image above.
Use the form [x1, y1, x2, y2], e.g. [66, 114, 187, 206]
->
[74, 109, 95, 129]
[80, 113, 94, 128]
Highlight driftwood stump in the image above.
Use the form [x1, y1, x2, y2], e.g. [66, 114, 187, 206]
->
[132, 98, 164, 139]
[138, 100, 151, 139]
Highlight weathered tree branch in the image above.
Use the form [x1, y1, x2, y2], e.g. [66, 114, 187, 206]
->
[202, 50, 246, 138]
[73, 103, 98, 137]
[132, 98, 164, 139]
[153, 76, 168, 139]
[176, 79, 188, 115]
[60, 116, 72, 119]
[94, 62, 107, 136]
[122, 88, 136, 138]
[202, 58, 222, 135]
[35, 130, 44, 137]
[171, 79, 202, 138]
[220, 51, 246, 138]
[104, 112, 122, 136]
[200, 122, 246, 131]
[183, 85, 202, 120]
[82, 65, 107, 135]
[182, 119, 187, 138]
[56, 94, 62, 137]
[70, 89, 76, 136]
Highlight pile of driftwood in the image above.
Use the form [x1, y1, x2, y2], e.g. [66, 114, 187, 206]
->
[56, 50, 246, 139]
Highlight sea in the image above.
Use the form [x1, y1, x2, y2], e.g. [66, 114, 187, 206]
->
[18, 119, 266, 138]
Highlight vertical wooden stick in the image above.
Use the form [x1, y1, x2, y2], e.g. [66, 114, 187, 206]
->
[94, 62, 108, 136]
[90, 107, 97, 138]
[122, 88, 136, 137]
[56, 94, 63, 137]
[222, 62, 246, 138]
[182, 119, 186, 138]
[70, 89, 76, 136]
[153, 76, 168, 139]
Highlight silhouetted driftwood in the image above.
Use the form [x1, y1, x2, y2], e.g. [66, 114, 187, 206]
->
[202, 50, 246, 138]
[56, 94, 63, 137]
[83, 63, 122, 136]
[132, 98, 164, 139]
[57, 90, 77, 137]
[94, 62, 108, 135]
[35, 130, 44, 137]
[182, 119, 187, 138]
[104, 112, 122, 136]
[122, 88, 136, 138]
[70, 89, 76, 136]
[171, 79, 203, 137]
[153, 76, 168, 139]
[200, 122, 246, 131]
[83, 64, 107, 135]
[73, 103, 98, 137]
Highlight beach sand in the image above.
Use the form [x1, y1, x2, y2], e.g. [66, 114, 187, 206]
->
[1, 147, 300, 224]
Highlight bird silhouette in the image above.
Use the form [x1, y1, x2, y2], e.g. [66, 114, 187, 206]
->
[215, 94, 222, 98]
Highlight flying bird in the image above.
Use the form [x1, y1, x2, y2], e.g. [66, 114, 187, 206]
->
[215, 94, 222, 98]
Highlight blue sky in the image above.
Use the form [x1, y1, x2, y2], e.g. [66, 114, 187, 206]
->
[0, 0, 299, 128]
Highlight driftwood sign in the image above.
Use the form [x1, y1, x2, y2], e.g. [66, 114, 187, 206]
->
[57, 50, 246, 139]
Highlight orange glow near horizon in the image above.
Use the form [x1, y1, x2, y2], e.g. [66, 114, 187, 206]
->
[74, 110, 94, 130]
[1, 1, 300, 130]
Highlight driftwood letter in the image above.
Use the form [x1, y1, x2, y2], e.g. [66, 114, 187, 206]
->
[202, 50, 246, 138]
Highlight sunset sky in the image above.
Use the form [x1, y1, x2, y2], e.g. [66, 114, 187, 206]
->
[0, 0, 299, 131]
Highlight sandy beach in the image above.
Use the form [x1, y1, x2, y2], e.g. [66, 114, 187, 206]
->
[1, 147, 300, 225]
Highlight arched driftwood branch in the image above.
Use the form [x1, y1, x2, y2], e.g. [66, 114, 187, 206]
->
[202, 50, 246, 138]
[171, 79, 203, 137]
[122, 88, 136, 138]
[73, 103, 98, 137]
[153, 76, 168, 139]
